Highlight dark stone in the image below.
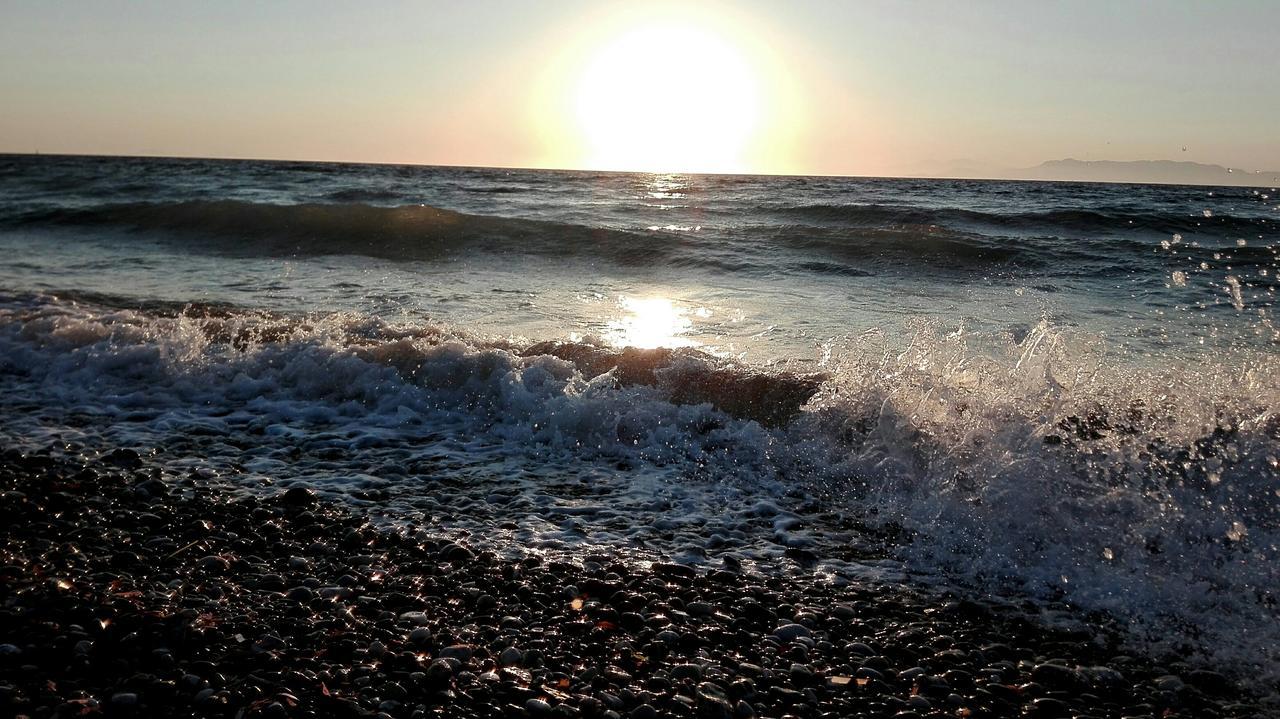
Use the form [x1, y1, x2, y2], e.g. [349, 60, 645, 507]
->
[1028, 697, 1071, 718]
[440, 542, 474, 561]
[650, 563, 695, 580]
[135, 478, 168, 497]
[1031, 663, 1082, 691]
[628, 704, 658, 719]
[111, 551, 140, 567]
[1187, 669, 1233, 694]
[282, 486, 316, 507]
[198, 555, 230, 573]
[103, 448, 143, 469]
[110, 692, 139, 708]
[772, 623, 811, 642]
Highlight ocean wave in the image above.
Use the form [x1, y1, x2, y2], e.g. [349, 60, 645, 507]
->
[6, 200, 669, 264]
[790, 260, 875, 277]
[779, 202, 1274, 236]
[767, 225, 1053, 267]
[0, 290, 1275, 687]
[321, 188, 405, 202]
[755, 221, 1277, 276]
[8, 199, 1274, 281]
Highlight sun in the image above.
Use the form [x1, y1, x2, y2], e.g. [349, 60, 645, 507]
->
[532, 5, 801, 175]
[572, 21, 761, 174]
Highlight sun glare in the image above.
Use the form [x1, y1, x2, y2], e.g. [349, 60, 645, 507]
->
[606, 296, 698, 349]
[534, 5, 801, 174]
[573, 22, 760, 174]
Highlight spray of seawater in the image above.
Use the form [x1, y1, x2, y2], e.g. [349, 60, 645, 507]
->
[795, 318, 1278, 682]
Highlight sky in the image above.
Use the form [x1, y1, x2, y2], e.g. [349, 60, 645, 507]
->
[1, 0, 1278, 176]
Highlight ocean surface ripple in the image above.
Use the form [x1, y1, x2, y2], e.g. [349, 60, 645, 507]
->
[0, 154, 1277, 688]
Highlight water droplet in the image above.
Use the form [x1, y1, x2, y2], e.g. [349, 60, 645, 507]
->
[1226, 521, 1247, 542]
[1225, 276, 1245, 310]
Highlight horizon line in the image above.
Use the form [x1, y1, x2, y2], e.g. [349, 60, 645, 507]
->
[2, 150, 1276, 190]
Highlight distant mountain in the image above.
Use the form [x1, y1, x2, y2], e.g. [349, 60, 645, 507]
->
[1017, 159, 1279, 187]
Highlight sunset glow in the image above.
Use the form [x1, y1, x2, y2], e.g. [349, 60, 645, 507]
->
[533, 5, 802, 174]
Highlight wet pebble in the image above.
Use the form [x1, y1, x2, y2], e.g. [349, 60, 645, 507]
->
[282, 486, 316, 507]
[772, 623, 811, 642]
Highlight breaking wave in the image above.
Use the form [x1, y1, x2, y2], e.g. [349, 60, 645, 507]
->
[0, 291, 1275, 686]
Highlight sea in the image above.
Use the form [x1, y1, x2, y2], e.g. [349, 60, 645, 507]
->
[0, 154, 1276, 685]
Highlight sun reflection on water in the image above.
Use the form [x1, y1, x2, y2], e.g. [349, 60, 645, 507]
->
[604, 296, 702, 349]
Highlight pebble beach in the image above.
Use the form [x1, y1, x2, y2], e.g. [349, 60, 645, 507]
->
[1, 446, 1268, 719]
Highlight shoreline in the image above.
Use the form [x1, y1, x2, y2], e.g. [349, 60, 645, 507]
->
[0, 446, 1265, 719]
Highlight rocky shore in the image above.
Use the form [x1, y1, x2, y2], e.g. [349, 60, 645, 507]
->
[0, 446, 1267, 719]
